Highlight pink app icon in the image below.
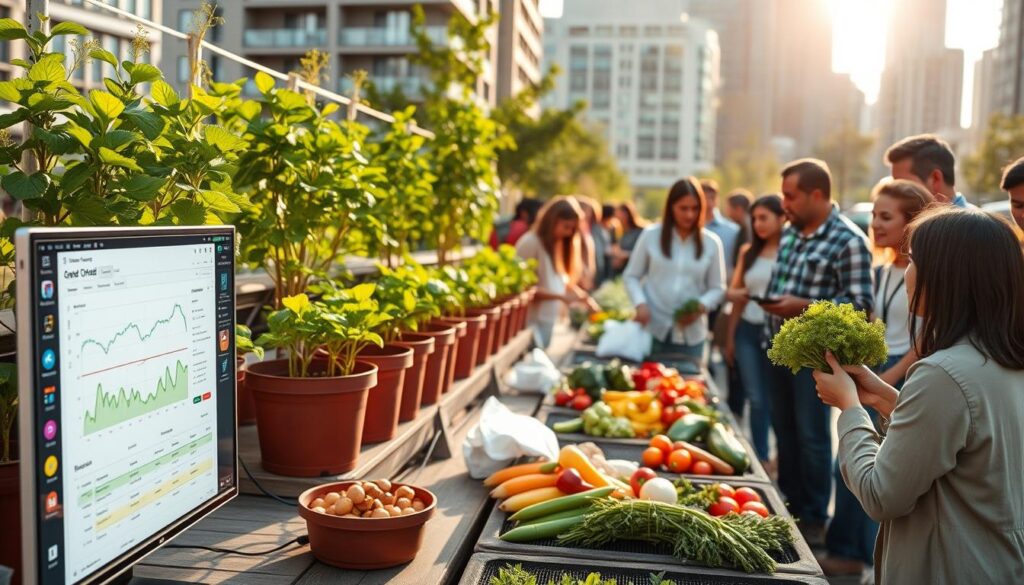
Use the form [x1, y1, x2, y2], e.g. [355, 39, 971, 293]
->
[44, 419, 57, 441]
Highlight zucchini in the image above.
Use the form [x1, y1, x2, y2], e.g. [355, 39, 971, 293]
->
[518, 505, 592, 526]
[706, 422, 750, 473]
[500, 514, 587, 542]
[667, 413, 711, 442]
[508, 486, 615, 522]
[552, 417, 584, 434]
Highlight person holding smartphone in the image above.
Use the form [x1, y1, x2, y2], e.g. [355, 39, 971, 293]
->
[724, 194, 785, 472]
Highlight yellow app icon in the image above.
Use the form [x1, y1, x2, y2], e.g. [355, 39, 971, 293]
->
[44, 455, 58, 478]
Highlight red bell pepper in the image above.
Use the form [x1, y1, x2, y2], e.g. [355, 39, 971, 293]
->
[554, 388, 574, 406]
[556, 468, 595, 494]
[658, 388, 680, 406]
[661, 405, 685, 426]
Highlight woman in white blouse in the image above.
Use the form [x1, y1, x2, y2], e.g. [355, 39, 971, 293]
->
[624, 177, 726, 366]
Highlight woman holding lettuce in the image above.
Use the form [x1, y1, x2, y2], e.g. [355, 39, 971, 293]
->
[812, 207, 1024, 584]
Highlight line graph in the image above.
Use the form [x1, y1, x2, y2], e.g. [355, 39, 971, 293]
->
[83, 361, 189, 435]
[81, 347, 188, 378]
[78, 303, 188, 358]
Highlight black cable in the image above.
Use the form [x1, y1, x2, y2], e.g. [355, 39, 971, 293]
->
[239, 455, 297, 507]
[164, 535, 309, 557]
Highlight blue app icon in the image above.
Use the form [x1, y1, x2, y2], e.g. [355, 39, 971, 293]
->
[219, 273, 228, 292]
[42, 349, 56, 371]
[41, 280, 54, 300]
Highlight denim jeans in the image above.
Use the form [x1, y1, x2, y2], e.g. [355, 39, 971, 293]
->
[734, 320, 773, 461]
[825, 353, 906, 564]
[651, 336, 705, 375]
[766, 363, 833, 525]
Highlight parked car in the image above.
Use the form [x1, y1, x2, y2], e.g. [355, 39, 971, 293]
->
[842, 202, 873, 236]
[982, 199, 1011, 220]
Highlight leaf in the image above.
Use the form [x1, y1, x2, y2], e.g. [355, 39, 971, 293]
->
[151, 80, 179, 107]
[117, 174, 165, 201]
[237, 100, 261, 121]
[89, 49, 118, 69]
[204, 125, 248, 152]
[0, 19, 28, 41]
[0, 81, 21, 102]
[169, 199, 206, 225]
[28, 53, 65, 83]
[350, 282, 376, 303]
[254, 71, 276, 94]
[282, 294, 311, 314]
[89, 90, 125, 122]
[32, 127, 77, 154]
[0, 109, 28, 129]
[65, 124, 93, 147]
[98, 147, 142, 171]
[63, 196, 113, 225]
[1, 171, 49, 200]
[50, 22, 89, 37]
[122, 108, 163, 140]
[101, 129, 139, 150]
[403, 289, 417, 313]
[59, 162, 93, 193]
[129, 63, 162, 85]
[198, 189, 241, 213]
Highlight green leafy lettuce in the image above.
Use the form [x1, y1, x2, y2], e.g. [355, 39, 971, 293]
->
[768, 300, 887, 374]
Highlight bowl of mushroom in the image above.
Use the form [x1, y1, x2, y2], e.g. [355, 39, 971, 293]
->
[297, 478, 437, 569]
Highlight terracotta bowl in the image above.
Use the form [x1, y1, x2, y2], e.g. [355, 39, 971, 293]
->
[297, 480, 437, 569]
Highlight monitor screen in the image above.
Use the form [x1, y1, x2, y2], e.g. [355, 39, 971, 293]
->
[16, 227, 238, 585]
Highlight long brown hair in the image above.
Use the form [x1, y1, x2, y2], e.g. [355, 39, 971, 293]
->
[908, 207, 1024, 369]
[741, 194, 784, 277]
[533, 196, 584, 279]
[617, 201, 646, 231]
[872, 179, 934, 262]
[660, 177, 706, 259]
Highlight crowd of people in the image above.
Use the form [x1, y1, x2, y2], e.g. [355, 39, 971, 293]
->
[503, 133, 1024, 585]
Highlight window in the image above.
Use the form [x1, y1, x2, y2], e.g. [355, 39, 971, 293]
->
[637, 137, 655, 160]
[0, 7, 9, 63]
[568, 26, 588, 37]
[569, 45, 588, 92]
[660, 136, 679, 160]
[640, 45, 659, 91]
[616, 143, 630, 158]
[139, 0, 151, 20]
[620, 26, 637, 37]
[595, 25, 612, 37]
[644, 26, 663, 36]
[663, 44, 683, 92]
[178, 10, 193, 33]
[178, 56, 190, 83]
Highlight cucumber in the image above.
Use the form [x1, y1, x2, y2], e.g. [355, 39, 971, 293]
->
[518, 505, 592, 526]
[552, 417, 584, 434]
[508, 486, 615, 522]
[667, 413, 711, 442]
[500, 514, 586, 542]
[706, 422, 750, 473]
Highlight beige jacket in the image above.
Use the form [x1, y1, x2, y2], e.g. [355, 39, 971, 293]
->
[837, 340, 1024, 585]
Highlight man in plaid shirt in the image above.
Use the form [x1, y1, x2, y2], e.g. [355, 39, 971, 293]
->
[759, 159, 874, 544]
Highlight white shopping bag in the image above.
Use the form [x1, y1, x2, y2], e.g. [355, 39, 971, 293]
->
[462, 396, 560, 479]
[503, 348, 562, 394]
[595, 319, 652, 363]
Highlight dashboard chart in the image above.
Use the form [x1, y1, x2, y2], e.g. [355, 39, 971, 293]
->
[56, 244, 220, 582]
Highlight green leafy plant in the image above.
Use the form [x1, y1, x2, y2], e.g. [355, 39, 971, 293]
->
[434, 265, 495, 315]
[235, 324, 264, 361]
[0, 362, 15, 463]
[768, 300, 888, 374]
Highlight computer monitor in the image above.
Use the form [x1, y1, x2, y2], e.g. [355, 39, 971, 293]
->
[15, 227, 238, 585]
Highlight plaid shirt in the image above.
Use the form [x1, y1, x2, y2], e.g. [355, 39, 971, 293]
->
[765, 207, 875, 337]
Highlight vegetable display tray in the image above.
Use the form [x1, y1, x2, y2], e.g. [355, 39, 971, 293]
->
[567, 350, 704, 376]
[536, 407, 770, 483]
[460, 553, 830, 585]
[474, 478, 820, 577]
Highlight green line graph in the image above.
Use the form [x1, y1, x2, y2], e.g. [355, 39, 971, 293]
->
[79, 304, 187, 357]
[84, 361, 189, 435]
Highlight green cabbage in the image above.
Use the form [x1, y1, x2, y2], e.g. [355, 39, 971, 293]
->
[768, 301, 888, 374]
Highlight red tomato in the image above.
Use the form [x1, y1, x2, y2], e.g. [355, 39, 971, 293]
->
[733, 487, 762, 506]
[716, 483, 736, 499]
[661, 406, 683, 426]
[708, 496, 740, 517]
[667, 449, 692, 473]
[658, 388, 680, 406]
[649, 434, 674, 456]
[741, 501, 770, 518]
[641, 447, 665, 468]
[691, 460, 713, 475]
[630, 467, 658, 497]
[569, 394, 593, 410]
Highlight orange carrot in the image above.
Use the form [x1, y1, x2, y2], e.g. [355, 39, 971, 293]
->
[483, 460, 554, 487]
[490, 473, 559, 499]
[498, 487, 565, 512]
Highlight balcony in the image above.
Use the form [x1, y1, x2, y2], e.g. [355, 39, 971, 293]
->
[339, 75, 425, 98]
[338, 26, 447, 48]
[243, 28, 327, 48]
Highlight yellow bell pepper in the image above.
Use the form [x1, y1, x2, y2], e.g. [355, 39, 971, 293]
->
[627, 399, 662, 424]
[609, 400, 629, 417]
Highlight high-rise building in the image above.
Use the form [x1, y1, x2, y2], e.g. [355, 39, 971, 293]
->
[543, 0, 719, 189]
[497, 0, 543, 104]
[161, 1, 532, 108]
[971, 47, 999, 149]
[993, 0, 1024, 115]
[0, 0, 162, 86]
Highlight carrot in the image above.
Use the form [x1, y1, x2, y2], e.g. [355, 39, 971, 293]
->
[677, 440, 735, 475]
[483, 460, 555, 487]
[490, 473, 559, 499]
[498, 487, 566, 512]
[558, 445, 609, 488]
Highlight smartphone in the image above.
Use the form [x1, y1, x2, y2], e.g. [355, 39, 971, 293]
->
[748, 295, 781, 305]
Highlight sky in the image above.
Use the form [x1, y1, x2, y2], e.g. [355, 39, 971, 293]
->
[539, 0, 1004, 127]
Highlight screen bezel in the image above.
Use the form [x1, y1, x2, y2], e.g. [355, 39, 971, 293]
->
[16, 226, 239, 585]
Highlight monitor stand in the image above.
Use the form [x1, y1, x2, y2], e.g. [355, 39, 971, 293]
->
[110, 568, 193, 585]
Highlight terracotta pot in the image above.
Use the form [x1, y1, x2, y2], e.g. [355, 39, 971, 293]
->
[468, 306, 501, 366]
[517, 290, 532, 332]
[491, 301, 512, 356]
[434, 318, 466, 395]
[502, 297, 522, 345]
[0, 460, 20, 585]
[298, 480, 436, 569]
[357, 345, 414, 444]
[394, 334, 435, 422]
[451, 313, 486, 380]
[237, 357, 257, 426]
[248, 359, 377, 477]
[413, 323, 456, 406]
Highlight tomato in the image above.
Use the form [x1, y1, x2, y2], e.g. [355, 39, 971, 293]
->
[741, 501, 770, 518]
[733, 487, 761, 506]
[649, 434, 674, 456]
[658, 388, 680, 406]
[691, 460, 714, 475]
[716, 483, 736, 499]
[684, 380, 706, 399]
[667, 449, 692, 473]
[569, 394, 593, 410]
[630, 467, 658, 497]
[661, 405, 684, 426]
[708, 496, 740, 517]
[641, 447, 665, 468]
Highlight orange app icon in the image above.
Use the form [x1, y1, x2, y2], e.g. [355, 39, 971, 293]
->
[218, 329, 229, 352]
[45, 491, 59, 514]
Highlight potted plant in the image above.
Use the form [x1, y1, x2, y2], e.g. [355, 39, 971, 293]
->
[497, 244, 539, 336]
[429, 266, 485, 382]
[234, 324, 264, 426]
[0, 363, 19, 584]
[396, 269, 456, 407]
[247, 291, 383, 476]
[437, 264, 499, 370]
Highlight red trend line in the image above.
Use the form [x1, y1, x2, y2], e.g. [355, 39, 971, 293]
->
[81, 347, 188, 377]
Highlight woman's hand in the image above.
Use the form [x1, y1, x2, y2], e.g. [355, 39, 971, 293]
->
[726, 287, 748, 304]
[843, 363, 900, 418]
[676, 304, 705, 328]
[812, 352, 861, 411]
[634, 303, 651, 326]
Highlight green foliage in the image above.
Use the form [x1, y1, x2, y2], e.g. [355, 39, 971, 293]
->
[434, 264, 495, 313]
[709, 135, 780, 198]
[813, 121, 875, 205]
[358, 263, 450, 343]
[964, 113, 1024, 200]
[0, 362, 15, 462]
[768, 301, 888, 374]
[488, 563, 678, 585]
[463, 244, 537, 298]
[235, 324, 264, 361]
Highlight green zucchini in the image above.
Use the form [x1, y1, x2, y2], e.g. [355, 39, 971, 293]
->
[706, 422, 750, 473]
[518, 504, 592, 526]
[500, 514, 587, 542]
[508, 486, 615, 522]
[552, 417, 584, 434]
[667, 413, 711, 442]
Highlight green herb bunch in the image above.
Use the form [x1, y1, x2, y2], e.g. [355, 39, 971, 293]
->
[673, 299, 702, 321]
[488, 563, 678, 585]
[768, 300, 887, 374]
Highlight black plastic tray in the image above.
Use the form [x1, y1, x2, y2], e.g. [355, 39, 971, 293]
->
[460, 553, 830, 585]
[537, 407, 770, 483]
[475, 478, 820, 577]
